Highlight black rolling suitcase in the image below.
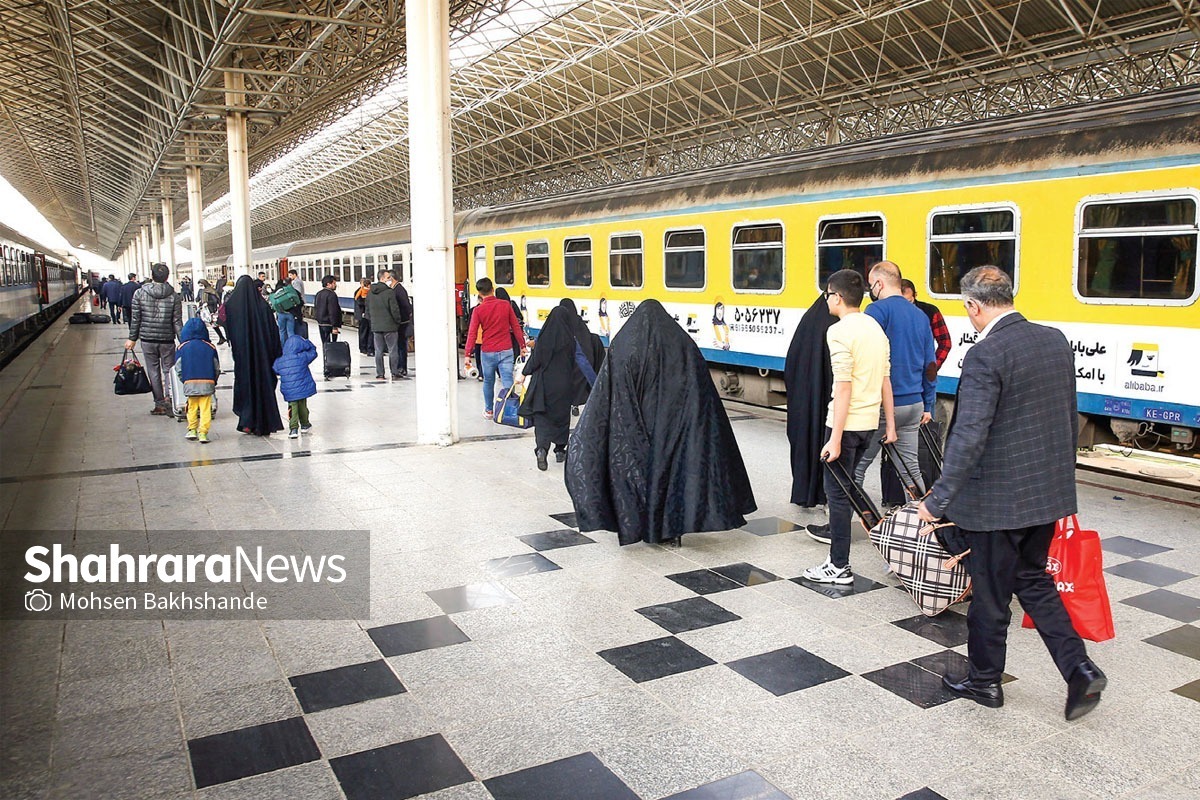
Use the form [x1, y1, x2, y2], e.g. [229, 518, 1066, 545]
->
[323, 340, 351, 379]
[824, 451, 971, 616]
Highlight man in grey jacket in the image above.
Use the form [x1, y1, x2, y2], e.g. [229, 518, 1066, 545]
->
[125, 263, 183, 415]
[918, 266, 1104, 721]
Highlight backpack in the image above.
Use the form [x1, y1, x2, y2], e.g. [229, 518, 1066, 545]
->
[268, 284, 302, 313]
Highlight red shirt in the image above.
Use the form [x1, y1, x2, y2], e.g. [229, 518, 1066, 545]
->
[466, 295, 526, 354]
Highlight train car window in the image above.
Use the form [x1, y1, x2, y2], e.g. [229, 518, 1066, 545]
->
[664, 229, 705, 289]
[817, 215, 884, 288]
[364, 255, 374, 283]
[473, 246, 486, 285]
[526, 241, 550, 287]
[732, 223, 784, 292]
[563, 237, 592, 287]
[494, 243, 515, 285]
[609, 233, 643, 288]
[928, 206, 1017, 296]
[1076, 195, 1198, 304]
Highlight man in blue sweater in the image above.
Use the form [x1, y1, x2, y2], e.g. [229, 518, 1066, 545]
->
[853, 260, 936, 501]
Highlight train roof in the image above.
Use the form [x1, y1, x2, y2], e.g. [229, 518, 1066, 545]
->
[463, 88, 1200, 233]
[0, 221, 71, 262]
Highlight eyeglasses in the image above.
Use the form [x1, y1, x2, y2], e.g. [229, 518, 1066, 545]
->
[823, 290, 841, 301]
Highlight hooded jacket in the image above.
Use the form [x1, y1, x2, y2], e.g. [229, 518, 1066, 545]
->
[130, 281, 182, 344]
[273, 335, 318, 402]
[365, 282, 402, 333]
[175, 318, 220, 396]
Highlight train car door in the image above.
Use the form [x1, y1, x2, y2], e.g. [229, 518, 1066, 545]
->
[34, 253, 48, 308]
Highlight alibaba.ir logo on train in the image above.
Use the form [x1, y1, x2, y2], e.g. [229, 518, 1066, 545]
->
[1126, 343, 1164, 379]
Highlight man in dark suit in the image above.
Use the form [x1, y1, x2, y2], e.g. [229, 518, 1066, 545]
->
[918, 266, 1105, 721]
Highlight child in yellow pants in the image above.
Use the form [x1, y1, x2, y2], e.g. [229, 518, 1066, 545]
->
[175, 318, 220, 444]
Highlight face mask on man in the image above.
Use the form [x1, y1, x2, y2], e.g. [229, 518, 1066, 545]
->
[868, 280, 882, 302]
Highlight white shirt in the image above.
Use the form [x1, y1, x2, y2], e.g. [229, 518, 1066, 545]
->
[978, 309, 1018, 340]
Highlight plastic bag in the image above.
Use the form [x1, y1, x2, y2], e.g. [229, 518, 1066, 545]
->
[1022, 515, 1115, 642]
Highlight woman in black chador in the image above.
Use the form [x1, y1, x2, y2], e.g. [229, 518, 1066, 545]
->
[783, 293, 835, 507]
[224, 275, 284, 436]
[565, 300, 756, 545]
[518, 299, 603, 470]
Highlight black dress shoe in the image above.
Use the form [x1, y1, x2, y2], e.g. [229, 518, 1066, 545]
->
[554, 449, 566, 463]
[1065, 660, 1106, 721]
[535, 448, 548, 471]
[942, 674, 1004, 708]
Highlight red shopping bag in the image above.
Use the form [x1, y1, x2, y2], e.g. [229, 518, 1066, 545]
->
[1022, 515, 1115, 642]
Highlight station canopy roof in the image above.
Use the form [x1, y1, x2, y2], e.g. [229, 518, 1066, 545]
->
[0, 1, 1196, 261]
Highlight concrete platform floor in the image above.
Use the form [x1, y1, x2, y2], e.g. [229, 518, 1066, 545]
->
[1, 303, 1198, 800]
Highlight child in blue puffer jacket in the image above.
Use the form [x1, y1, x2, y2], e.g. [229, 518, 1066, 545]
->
[272, 334, 317, 439]
[176, 318, 221, 443]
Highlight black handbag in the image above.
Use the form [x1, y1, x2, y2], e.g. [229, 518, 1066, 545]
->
[113, 351, 153, 395]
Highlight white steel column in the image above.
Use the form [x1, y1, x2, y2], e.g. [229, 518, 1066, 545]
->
[186, 140, 207, 289]
[139, 225, 150, 275]
[408, 0, 457, 445]
[161, 178, 176, 275]
[225, 69, 252, 278]
[151, 215, 162, 265]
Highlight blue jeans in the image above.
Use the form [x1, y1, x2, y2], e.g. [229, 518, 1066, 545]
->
[823, 428, 873, 568]
[277, 312, 294, 348]
[481, 349, 514, 412]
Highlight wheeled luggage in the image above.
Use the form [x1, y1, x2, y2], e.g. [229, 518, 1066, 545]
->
[323, 340, 351, 379]
[824, 453, 970, 616]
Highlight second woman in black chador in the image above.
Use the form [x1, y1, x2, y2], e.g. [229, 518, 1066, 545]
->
[518, 299, 603, 469]
[224, 275, 284, 436]
[565, 300, 756, 545]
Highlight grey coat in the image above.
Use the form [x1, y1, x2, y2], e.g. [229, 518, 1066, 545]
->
[926, 313, 1078, 531]
[130, 281, 183, 344]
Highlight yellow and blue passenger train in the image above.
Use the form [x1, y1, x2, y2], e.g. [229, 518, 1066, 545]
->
[219, 89, 1200, 445]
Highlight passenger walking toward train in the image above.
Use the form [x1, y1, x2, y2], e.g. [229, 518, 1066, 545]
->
[118, 273, 141, 332]
[314, 275, 341, 343]
[802, 269, 896, 585]
[175, 318, 220, 443]
[353, 278, 373, 356]
[901, 279, 952, 372]
[273, 334, 318, 439]
[850, 261, 935, 502]
[224, 275, 284, 436]
[464, 277, 526, 419]
[366, 270, 405, 380]
[124, 263, 183, 416]
[917, 267, 1106, 720]
[102, 275, 122, 324]
[783, 293, 835, 509]
[517, 299, 602, 470]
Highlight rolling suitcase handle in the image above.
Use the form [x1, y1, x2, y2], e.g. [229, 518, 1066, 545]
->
[821, 456, 883, 532]
[919, 422, 944, 471]
[880, 440, 924, 500]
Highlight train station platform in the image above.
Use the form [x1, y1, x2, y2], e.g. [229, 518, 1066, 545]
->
[2, 301, 1198, 800]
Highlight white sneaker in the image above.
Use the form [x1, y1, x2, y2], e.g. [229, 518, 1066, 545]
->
[802, 559, 854, 585]
[288, 429, 299, 439]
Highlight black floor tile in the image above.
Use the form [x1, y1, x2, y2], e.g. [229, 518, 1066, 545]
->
[1121, 589, 1200, 623]
[549, 512, 578, 528]
[598, 636, 717, 683]
[637, 596, 742, 635]
[367, 616, 471, 657]
[330, 734, 473, 800]
[1105, 560, 1194, 587]
[892, 610, 970, 648]
[726, 646, 850, 696]
[426, 581, 520, 614]
[861, 662, 960, 708]
[666, 568, 744, 595]
[483, 552, 562, 579]
[289, 659, 405, 714]
[1172, 678, 1200, 702]
[791, 574, 887, 599]
[897, 789, 950, 800]
[909, 650, 1016, 685]
[1144, 625, 1200, 660]
[741, 517, 801, 537]
[1101, 536, 1172, 559]
[188, 717, 320, 789]
[662, 770, 791, 799]
[519, 529, 596, 551]
[484, 752, 639, 800]
[711, 562, 781, 587]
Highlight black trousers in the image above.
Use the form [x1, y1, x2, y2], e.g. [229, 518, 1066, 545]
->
[964, 523, 1088, 683]
[319, 325, 337, 343]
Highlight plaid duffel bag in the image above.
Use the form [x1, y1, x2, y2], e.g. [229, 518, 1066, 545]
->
[868, 503, 971, 617]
